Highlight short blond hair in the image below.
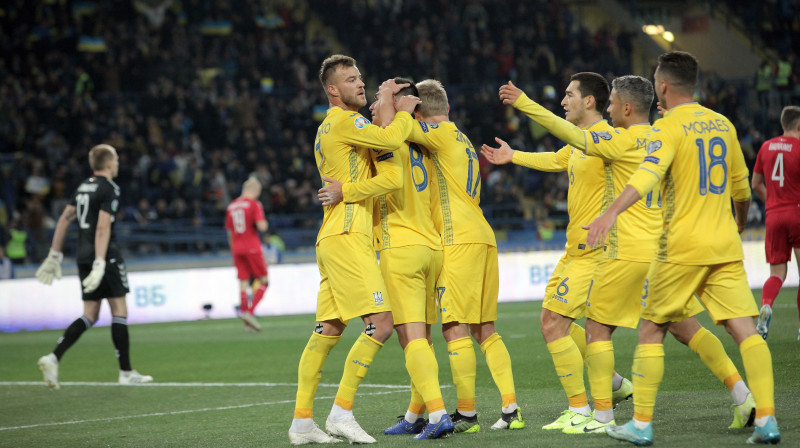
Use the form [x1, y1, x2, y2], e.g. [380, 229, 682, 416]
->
[415, 79, 448, 117]
[88, 144, 117, 171]
[242, 177, 262, 197]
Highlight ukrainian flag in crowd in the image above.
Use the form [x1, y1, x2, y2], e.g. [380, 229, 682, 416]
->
[200, 20, 232, 36]
[77, 36, 107, 52]
[312, 105, 328, 122]
[256, 14, 284, 29]
[260, 77, 274, 93]
[72, 1, 96, 17]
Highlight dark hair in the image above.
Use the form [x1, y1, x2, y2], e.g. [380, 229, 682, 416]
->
[611, 75, 654, 114]
[569, 72, 610, 114]
[394, 77, 419, 98]
[319, 54, 356, 89]
[656, 51, 698, 94]
[781, 105, 800, 132]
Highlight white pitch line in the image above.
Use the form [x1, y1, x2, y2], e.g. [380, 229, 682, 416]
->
[0, 389, 405, 432]
[0, 381, 410, 389]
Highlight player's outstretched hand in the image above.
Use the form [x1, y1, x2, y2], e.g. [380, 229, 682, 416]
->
[499, 81, 523, 105]
[81, 258, 106, 293]
[480, 137, 515, 165]
[35, 248, 63, 285]
[582, 212, 616, 248]
[318, 176, 344, 206]
[396, 95, 421, 114]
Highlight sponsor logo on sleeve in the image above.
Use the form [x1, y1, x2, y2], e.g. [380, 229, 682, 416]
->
[646, 140, 662, 154]
[644, 156, 661, 164]
[419, 122, 429, 133]
[354, 116, 369, 129]
[376, 152, 394, 162]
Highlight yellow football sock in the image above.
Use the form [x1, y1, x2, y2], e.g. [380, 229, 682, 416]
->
[408, 381, 426, 415]
[405, 338, 445, 413]
[333, 333, 383, 411]
[294, 332, 340, 418]
[631, 344, 664, 423]
[480, 333, 517, 407]
[586, 340, 615, 411]
[448, 337, 476, 413]
[687, 327, 740, 387]
[739, 335, 775, 418]
[547, 335, 587, 408]
[569, 322, 587, 359]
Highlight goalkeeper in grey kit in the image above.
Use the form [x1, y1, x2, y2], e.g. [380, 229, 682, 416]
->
[35, 144, 153, 389]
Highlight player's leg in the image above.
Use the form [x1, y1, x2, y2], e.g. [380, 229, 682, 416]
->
[107, 296, 152, 384]
[701, 261, 779, 444]
[248, 254, 269, 315]
[607, 261, 702, 445]
[290, 319, 344, 445]
[239, 255, 264, 330]
[471, 321, 523, 430]
[758, 216, 792, 339]
[606, 318, 667, 445]
[471, 245, 522, 430]
[324, 234, 394, 443]
[38, 298, 100, 390]
[438, 245, 480, 431]
[442, 321, 479, 431]
[327, 311, 392, 443]
[758, 264, 786, 340]
[289, 247, 343, 445]
[540, 253, 597, 429]
[584, 318, 617, 428]
[251, 274, 269, 313]
[669, 314, 754, 428]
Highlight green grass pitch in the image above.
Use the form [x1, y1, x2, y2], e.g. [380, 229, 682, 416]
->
[1, 288, 797, 447]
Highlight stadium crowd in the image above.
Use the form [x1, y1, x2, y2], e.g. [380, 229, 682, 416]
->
[0, 0, 795, 265]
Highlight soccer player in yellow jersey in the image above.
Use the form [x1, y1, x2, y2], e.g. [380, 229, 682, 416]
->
[485, 76, 757, 434]
[317, 79, 454, 440]
[483, 72, 632, 431]
[288, 55, 421, 445]
[404, 79, 523, 433]
[585, 51, 780, 445]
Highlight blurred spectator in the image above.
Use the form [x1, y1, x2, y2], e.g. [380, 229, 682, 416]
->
[6, 219, 28, 264]
[0, 246, 13, 280]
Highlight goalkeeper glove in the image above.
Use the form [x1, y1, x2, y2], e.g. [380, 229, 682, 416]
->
[35, 249, 63, 285]
[82, 258, 106, 293]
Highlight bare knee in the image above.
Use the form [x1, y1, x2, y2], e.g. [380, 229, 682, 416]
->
[540, 309, 572, 343]
[668, 318, 702, 346]
[364, 312, 394, 343]
[469, 322, 497, 344]
[442, 322, 468, 342]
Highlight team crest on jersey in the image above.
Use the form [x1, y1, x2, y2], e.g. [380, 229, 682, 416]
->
[646, 140, 662, 154]
[373, 291, 384, 306]
[590, 131, 612, 143]
[354, 116, 369, 129]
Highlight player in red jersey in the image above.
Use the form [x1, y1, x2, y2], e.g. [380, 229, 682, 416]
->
[752, 105, 800, 340]
[225, 177, 269, 331]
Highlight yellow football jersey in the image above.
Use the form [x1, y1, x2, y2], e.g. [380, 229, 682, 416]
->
[314, 107, 413, 244]
[342, 141, 441, 251]
[512, 120, 612, 256]
[627, 102, 751, 264]
[580, 124, 663, 261]
[407, 121, 496, 247]
[510, 94, 662, 261]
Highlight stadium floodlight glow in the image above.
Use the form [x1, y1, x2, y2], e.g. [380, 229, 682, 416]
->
[642, 24, 665, 35]
[662, 31, 675, 42]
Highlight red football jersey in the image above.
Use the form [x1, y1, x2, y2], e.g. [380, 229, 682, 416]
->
[754, 136, 800, 215]
[225, 197, 266, 254]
